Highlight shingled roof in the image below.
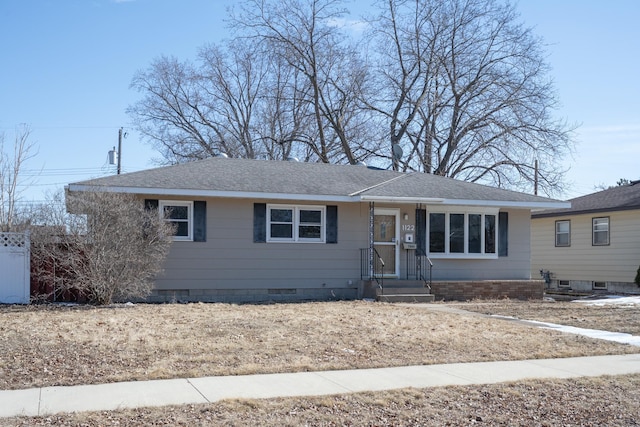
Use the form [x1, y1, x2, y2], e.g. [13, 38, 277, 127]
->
[68, 157, 567, 209]
[532, 180, 640, 218]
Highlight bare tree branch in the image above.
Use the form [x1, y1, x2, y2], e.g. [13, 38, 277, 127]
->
[0, 124, 38, 231]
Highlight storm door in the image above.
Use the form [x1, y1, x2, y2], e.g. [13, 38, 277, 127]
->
[373, 209, 400, 277]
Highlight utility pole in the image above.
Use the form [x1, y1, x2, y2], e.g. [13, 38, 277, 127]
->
[534, 159, 539, 196]
[117, 127, 123, 175]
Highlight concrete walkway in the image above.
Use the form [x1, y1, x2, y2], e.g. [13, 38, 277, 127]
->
[2, 354, 640, 418]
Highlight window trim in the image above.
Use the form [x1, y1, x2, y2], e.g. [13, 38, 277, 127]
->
[555, 220, 571, 247]
[159, 200, 193, 241]
[426, 208, 499, 259]
[592, 216, 610, 246]
[592, 281, 608, 290]
[267, 204, 326, 243]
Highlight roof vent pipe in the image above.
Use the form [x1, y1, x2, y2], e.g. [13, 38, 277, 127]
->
[286, 156, 299, 162]
[215, 152, 229, 158]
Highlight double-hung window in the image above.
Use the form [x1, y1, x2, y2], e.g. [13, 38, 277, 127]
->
[592, 217, 610, 246]
[555, 220, 571, 247]
[159, 201, 193, 241]
[267, 205, 325, 242]
[428, 210, 498, 258]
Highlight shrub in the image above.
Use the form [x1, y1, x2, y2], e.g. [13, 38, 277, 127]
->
[29, 190, 174, 304]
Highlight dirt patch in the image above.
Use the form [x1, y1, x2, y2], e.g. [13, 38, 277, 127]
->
[1, 300, 638, 391]
[7, 374, 640, 426]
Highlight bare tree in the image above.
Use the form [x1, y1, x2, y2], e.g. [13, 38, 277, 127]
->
[129, 0, 574, 191]
[128, 55, 218, 163]
[29, 191, 174, 305]
[231, 0, 376, 164]
[129, 38, 282, 163]
[367, 0, 574, 193]
[0, 124, 37, 231]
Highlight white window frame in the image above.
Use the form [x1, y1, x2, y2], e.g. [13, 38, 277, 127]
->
[555, 220, 571, 247]
[267, 204, 325, 243]
[592, 281, 608, 290]
[159, 200, 193, 241]
[558, 280, 571, 289]
[592, 217, 610, 246]
[426, 208, 499, 259]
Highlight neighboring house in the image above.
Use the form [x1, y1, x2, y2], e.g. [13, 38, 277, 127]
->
[67, 157, 567, 303]
[531, 181, 640, 294]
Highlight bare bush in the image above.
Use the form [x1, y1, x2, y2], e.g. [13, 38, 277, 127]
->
[28, 190, 174, 305]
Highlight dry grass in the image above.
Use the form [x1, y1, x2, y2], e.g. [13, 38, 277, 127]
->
[2, 299, 640, 425]
[6, 375, 640, 426]
[0, 300, 638, 392]
[451, 299, 640, 335]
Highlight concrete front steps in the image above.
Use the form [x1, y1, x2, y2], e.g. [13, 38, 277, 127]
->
[376, 280, 435, 303]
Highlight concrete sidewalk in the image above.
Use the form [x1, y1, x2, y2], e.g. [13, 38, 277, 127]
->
[2, 354, 640, 418]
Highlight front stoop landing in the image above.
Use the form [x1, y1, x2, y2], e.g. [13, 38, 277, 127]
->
[376, 280, 435, 303]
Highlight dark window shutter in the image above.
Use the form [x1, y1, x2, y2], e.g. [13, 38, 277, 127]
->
[193, 201, 206, 242]
[415, 208, 427, 256]
[144, 199, 159, 211]
[254, 203, 267, 243]
[499, 212, 509, 257]
[326, 205, 338, 243]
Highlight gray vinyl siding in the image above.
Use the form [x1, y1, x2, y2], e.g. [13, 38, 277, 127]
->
[155, 198, 368, 292]
[531, 209, 640, 284]
[423, 209, 531, 281]
[150, 198, 534, 299]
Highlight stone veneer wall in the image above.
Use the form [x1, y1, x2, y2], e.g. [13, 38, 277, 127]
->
[430, 280, 544, 301]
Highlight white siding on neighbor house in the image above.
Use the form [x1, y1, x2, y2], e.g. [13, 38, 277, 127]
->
[531, 209, 640, 284]
[155, 198, 369, 291]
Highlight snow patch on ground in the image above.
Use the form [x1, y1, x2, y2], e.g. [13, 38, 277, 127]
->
[572, 295, 640, 307]
[493, 295, 640, 347]
[526, 320, 640, 347]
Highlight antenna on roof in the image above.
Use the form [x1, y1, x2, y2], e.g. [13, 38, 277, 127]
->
[391, 144, 403, 170]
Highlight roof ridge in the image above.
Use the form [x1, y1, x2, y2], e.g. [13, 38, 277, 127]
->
[348, 172, 409, 197]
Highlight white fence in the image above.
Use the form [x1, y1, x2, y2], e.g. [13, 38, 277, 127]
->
[0, 232, 30, 304]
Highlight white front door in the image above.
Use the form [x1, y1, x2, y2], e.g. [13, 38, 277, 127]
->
[373, 208, 400, 277]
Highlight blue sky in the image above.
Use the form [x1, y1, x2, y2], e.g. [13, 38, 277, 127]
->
[1, 0, 638, 205]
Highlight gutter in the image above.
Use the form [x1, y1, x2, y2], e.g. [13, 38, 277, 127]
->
[357, 195, 445, 204]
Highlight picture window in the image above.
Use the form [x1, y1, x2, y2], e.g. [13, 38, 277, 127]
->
[427, 210, 498, 258]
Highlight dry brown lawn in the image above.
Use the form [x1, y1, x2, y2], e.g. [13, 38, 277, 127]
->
[452, 298, 640, 335]
[1, 299, 639, 425]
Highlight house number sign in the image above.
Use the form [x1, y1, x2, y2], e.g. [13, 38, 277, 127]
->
[402, 224, 415, 232]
